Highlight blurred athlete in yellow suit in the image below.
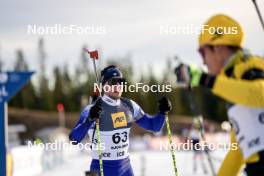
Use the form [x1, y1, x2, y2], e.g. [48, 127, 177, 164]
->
[175, 14, 264, 176]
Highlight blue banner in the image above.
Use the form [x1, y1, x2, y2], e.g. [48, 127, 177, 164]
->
[0, 71, 34, 176]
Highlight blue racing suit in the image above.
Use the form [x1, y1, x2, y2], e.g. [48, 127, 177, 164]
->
[69, 95, 165, 176]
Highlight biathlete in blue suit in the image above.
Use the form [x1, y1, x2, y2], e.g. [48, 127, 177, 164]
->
[69, 65, 172, 176]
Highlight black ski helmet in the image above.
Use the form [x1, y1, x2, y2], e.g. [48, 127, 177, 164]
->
[100, 65, 123, 84]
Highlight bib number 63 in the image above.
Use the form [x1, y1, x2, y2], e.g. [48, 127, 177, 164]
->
[112, 132, 128, 144]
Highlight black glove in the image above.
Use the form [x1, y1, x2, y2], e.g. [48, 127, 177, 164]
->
[174, 64, 206, 88]
[88, 98, 103, 121]
[158, 96, 172, 114]
[174, 63, 192, 84]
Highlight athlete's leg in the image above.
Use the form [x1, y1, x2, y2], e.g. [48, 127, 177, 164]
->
[90, 158, 134, 176]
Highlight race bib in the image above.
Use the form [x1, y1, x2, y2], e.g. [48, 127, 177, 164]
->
[228, 105, 264, 159]
[88, 128, 130, 160]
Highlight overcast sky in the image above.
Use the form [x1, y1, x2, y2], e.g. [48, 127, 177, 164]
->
[0, 0, 263, 79]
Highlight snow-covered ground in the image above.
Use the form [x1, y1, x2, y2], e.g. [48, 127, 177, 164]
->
[11, 133, 246, 176]
[40, 150, 226, 176]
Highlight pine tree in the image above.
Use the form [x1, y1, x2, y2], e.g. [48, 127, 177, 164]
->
[74, 45, 90, 85]
[37, 38, 52, 110]
[9, 49, 37, 109]
[52, 66, 65, 110]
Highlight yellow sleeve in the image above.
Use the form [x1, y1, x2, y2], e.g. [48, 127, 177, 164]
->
[217, 130, 244, 176]
[212, 76, 264, 108]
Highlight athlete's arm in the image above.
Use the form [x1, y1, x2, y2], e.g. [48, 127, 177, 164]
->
[69, 105, 94, 144]
[211, 75, 264, 108]
[176, 59, 264, 107]
[132, 97, 171, 132]
[69, 98, 102, 144]
[136, 113, 165, 132]
[130, 100, 165, 132]
[200, 68, 264, 108]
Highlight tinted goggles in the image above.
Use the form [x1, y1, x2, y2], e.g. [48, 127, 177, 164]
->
[108, 77, 126, 85]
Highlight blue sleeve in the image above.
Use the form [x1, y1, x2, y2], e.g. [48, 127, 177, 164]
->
[135, 113, 165, 132]
[69, 105, 94, 144]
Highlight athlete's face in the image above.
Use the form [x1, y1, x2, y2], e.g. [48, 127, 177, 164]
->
[199, 45, 229, 76]
[104, 78, 123, 99]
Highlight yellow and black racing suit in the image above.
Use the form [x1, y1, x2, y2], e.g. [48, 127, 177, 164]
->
[199, 50, 264, 176]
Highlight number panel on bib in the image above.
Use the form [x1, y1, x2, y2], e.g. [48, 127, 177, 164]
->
[88, 128, 130, 160]
[228, 105, 264, 159]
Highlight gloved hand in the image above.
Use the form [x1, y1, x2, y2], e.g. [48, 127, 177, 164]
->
[158, 96, 172, 114]
[88, 98, 103, 121]
[174, 64, 203, 87]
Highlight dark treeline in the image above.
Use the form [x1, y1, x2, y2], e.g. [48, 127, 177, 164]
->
[4, 38, 228, 122]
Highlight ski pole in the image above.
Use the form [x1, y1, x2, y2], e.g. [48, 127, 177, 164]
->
[174, 59, 216, 176]
[187, 89, 216, 176]
[84, 48, 104, 176]
[165, 112, 179, 176]
[252, 0, 264, 30]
